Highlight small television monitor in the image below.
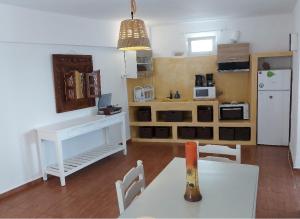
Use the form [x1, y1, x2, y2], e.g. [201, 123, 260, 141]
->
[98, 93, 112, 109]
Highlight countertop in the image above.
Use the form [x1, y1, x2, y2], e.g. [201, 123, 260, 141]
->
[128, 98, 219, 106]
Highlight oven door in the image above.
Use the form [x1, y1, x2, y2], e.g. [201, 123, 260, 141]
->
[220, 107, 244, 120]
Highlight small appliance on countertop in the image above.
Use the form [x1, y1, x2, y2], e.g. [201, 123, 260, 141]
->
[219, 102, 249, 120]
[195, 75, 206, 87]
[134, 85, 155, 102]
[206, 73, 215, 87]
[97, 93, 122, 115]
[193, 73, 216, 100]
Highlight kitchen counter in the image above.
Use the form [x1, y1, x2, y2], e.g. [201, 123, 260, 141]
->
[128, 99, 219, 106]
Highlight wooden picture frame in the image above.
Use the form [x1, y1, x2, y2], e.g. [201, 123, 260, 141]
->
[52, 54, 100, 113]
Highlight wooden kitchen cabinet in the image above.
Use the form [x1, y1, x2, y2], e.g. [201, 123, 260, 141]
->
[123, 50, 153, 78]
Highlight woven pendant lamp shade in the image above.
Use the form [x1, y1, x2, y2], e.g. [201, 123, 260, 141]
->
[117, 18, 151, 51]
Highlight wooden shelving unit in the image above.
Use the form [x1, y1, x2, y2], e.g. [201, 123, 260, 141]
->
[127, 51, 292, 146]
[129, 100, 256, 145]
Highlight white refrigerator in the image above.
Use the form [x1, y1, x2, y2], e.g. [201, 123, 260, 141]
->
[257, 69, 291, 146]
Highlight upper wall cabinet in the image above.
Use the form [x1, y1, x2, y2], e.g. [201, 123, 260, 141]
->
[217, 43, 250, 72]
[218, 43, 250, 63]
[124, 50, 153, 79]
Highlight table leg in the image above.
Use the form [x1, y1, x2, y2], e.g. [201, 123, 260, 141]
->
[105, 127, 110, 145]
[121, 118, 127, 155]
[55, 140, 66, 186]
[37, 137, 47, 181]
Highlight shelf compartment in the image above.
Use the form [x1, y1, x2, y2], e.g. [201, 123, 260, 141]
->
[219, 127, 251, 141]
[139, 127, 154, 138]
[178, 127, 214, 140]
[157, 111, 192, 122]
[129, 106, 152, 123]
[198, 106, 214, 122]
[196, 127, 214, 140]
[235, 127, 251, 141]
[219, 127, 235, 140]
[136, 107, 152, 122]
[46, 144, 124, 177]
[178, 127, 197, 139]
[135, 126, 172, 139]
[154, 126, 172, 139]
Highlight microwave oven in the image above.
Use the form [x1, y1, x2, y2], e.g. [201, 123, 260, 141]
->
[219, 103, 249, 120]
[193, 87, 216, 100]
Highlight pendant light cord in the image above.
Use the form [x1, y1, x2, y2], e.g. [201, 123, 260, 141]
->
[131, 0, 137, 19]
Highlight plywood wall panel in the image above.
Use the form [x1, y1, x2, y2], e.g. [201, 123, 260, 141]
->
[153, 58, 187, 99]
[152, 56, 250, 103]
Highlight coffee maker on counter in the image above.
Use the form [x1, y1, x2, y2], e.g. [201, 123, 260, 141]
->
[193, 74, 216, 100]
[195, 74, 215, 87]
[195, 75, 206, 87]
[206, 73, 215, 87]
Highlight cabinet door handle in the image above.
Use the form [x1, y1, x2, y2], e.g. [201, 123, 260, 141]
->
[269, 96, 273, 99]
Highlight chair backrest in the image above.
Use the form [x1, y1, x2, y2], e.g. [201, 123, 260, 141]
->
[115, 160, 145, 214]
[197, 144, 241, 163]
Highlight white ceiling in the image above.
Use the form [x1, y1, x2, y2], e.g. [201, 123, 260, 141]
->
[0, 0, 297, 24]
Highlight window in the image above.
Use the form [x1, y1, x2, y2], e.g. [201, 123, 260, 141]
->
[188, 36, 216, 56]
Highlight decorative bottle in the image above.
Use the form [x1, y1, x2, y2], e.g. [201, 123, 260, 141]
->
[184, 142, 202, 202]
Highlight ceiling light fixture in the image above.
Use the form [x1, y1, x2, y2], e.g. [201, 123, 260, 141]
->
[117, 0, 151, 51]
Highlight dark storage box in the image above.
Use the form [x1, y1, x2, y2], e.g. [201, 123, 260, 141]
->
[154, 127, 171, 138]
[139, 127, 154, 138]
[137, 107, 151, 122]
[219, 127, 235, 140]
[198, 106, 213, 122]
[164, 111, 184, 122]
[178, 127, 196, 139]
[196, 127, 213, 140]
[235, 127, 251, 141]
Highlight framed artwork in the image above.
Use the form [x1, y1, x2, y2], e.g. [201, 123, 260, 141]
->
[52, 54, 101, 113]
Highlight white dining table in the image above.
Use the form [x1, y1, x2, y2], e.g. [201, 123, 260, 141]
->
[120, 158, 259, 218]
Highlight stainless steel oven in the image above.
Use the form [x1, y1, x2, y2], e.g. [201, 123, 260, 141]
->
[219, 103, 249, 120]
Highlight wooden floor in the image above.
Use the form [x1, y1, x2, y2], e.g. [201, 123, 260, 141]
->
[0, 142, 300, 218]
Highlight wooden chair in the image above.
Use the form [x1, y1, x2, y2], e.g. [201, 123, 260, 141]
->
[115, 160, 145, 214]
[197, 144, 241, 163]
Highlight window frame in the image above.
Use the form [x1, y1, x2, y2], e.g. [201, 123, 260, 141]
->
[187, 36, 217, 56]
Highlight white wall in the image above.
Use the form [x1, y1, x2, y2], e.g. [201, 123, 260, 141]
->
[0, 4, 128, 194]
[0, 4, 120, 47]
[150, 12, 300, 167]
[150, 14, 293, 57]
[290, 0, 300, 168]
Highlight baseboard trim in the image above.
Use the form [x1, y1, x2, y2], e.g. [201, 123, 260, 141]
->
[0, 141, 132, 198]
[0, 177, 43, 200]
